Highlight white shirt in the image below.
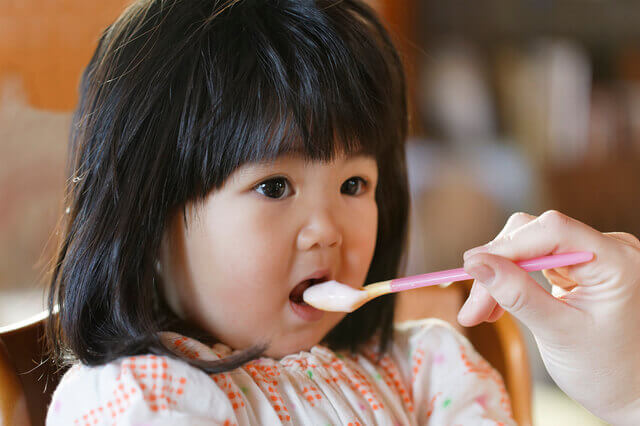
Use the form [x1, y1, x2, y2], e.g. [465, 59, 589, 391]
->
[46, 318, 515, 425]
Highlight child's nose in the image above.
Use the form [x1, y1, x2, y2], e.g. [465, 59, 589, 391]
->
[296, 210, 343, 251]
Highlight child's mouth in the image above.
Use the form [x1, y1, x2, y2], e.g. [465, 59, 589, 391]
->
[289, 277, 326, 321]
[290, 278, 324, 304]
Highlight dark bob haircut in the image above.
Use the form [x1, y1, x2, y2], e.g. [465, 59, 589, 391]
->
[46, 0, 409, 374]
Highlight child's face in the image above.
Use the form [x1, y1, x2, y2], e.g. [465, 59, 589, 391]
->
[160, 153, 378, 357]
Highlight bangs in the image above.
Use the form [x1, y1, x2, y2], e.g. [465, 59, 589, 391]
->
[176, 0, 400, 198]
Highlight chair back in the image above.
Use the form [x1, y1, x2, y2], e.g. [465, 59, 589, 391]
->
[0, 311, 66, 426]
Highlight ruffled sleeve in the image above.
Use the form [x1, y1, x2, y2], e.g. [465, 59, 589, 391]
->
[392, 318, 516, 426]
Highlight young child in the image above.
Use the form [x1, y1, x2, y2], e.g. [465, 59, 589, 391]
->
[45, 0, 515, 424]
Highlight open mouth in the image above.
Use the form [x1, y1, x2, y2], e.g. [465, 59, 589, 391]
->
[289, 277, 327, 305]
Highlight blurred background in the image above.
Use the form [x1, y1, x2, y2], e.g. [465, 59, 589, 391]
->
[3, 0, 638, 424]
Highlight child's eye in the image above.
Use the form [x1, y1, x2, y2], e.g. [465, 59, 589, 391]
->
[341, 177, 368, 196]
[255, 177, 291, 199]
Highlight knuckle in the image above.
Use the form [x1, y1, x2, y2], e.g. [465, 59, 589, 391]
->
[620, 232, 640, 246]
[505, 212, 532, 230]
[539, 210, 569, 231]
[507, 212, 525, 223]
[500, 290, 526, 314]
[496, 212, 536, 242]
[620, 241, 640, 263]
[511, 211, 533, 222]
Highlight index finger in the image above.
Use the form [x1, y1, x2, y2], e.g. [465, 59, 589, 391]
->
[464, 210, 610, 285]
[458, 212, 535, 326]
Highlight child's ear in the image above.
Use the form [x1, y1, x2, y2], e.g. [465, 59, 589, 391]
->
[155, 216, 178, 283]
[154, 216, 188, 320]
[156, 226, 169, 275]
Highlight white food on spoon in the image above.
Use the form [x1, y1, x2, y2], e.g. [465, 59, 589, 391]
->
[302, 280, 368, 312]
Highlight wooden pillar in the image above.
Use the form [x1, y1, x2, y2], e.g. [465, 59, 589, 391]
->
[373, 0, 422, 136]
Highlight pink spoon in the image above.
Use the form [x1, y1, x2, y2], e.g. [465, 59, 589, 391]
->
[303, 251, 594, 312]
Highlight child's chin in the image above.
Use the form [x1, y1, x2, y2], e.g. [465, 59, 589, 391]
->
[263, 315, 344, 359]
[263, 337, 322, 359]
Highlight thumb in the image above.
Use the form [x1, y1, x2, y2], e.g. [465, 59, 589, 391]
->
[464, 253, 578, 339]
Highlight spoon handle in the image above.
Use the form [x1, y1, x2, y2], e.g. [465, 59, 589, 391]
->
[388, 251, 594, 293]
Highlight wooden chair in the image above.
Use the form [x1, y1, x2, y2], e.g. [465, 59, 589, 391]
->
[0, 282, 531, 426]
[0, 310, 65, 426]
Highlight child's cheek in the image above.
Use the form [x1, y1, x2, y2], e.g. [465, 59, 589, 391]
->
[345, 199, 378, 276]
[216, 222, 292, 304]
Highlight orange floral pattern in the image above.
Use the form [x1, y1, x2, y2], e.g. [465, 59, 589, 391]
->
[71, 355, 187, 426]
[48, 319, 515, 425]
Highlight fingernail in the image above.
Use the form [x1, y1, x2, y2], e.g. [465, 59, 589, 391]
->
[464, 244, 489, 260]
[466, 262, 495, 286]
[457, 296, 475, 322]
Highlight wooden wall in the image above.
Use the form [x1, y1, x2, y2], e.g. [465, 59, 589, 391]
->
[0, 0, 415, 112]
[0, 0, 131, 110]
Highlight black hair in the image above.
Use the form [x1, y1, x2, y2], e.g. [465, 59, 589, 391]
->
[46, 0, 409, 374]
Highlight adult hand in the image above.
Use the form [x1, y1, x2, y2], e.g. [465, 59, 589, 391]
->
[457, 210, 640, 425]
